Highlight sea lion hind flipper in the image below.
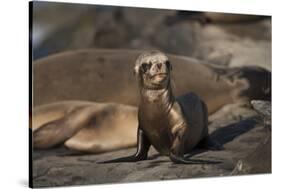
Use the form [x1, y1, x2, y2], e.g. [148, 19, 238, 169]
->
[169, 153, 193, 164]
[169, 153, 221, 164]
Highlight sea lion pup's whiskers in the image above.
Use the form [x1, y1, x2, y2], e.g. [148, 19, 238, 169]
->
[100, 51, 222, 164]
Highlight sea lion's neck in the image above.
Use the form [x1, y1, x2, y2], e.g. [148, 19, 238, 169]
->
[140, 84, 175, 114]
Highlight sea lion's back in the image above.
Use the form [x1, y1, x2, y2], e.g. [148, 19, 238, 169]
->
[176, 92, 207, 131]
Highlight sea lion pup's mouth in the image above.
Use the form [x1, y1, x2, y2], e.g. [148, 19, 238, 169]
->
[150, 73, 168, 81]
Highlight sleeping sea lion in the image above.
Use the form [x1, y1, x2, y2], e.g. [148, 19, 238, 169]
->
[33, 101, 137, 153]
[33, 49, 271, 113]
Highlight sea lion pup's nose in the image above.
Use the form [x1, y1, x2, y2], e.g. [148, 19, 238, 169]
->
[157, 63, 162, 69]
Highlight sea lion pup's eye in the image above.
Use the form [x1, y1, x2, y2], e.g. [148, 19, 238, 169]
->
[141, 62, 152, 73]
[165, 60, 172, 70]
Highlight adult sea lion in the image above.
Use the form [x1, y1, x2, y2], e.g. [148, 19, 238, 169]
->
[101, 51, 221, 164]
[33, 101, 137, 153]
[33, 48, 271, 114]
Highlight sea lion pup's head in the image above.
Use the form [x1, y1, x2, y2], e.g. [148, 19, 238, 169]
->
[134, 51, 172, 90]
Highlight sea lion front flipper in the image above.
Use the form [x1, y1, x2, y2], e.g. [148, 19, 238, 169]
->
[169, 126, 193, 164]
[98, 155, 144, 164]
[99, 127, 151, 163]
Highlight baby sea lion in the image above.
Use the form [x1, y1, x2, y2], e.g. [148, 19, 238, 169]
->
[102, 51, 220, 164]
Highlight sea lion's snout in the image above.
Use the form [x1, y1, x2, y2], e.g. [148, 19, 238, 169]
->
[149, 62, 169, 80]
[134, 51, 171, 89]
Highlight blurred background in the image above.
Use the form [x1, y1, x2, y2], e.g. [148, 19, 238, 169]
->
[32, 1, 271, 70]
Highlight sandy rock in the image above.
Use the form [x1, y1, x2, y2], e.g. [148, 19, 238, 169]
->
[195, 19, 271, 70]
[231, 134, 271, 175]
[251, 100, 271, 118]
[231, 100, 271, 175]
[152, 22, 200, 56]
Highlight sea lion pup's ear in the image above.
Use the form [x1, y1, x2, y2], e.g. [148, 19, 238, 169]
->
[133, 52, 146, 76]
[133, 67, 138, 76]
[133, 59, 140, 76]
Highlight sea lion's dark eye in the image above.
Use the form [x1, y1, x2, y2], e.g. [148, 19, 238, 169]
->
[165, 61, 172, 70]
[141, 62, 152, 73]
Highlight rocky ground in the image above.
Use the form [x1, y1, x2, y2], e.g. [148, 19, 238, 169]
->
[32, 101, 271, 188]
